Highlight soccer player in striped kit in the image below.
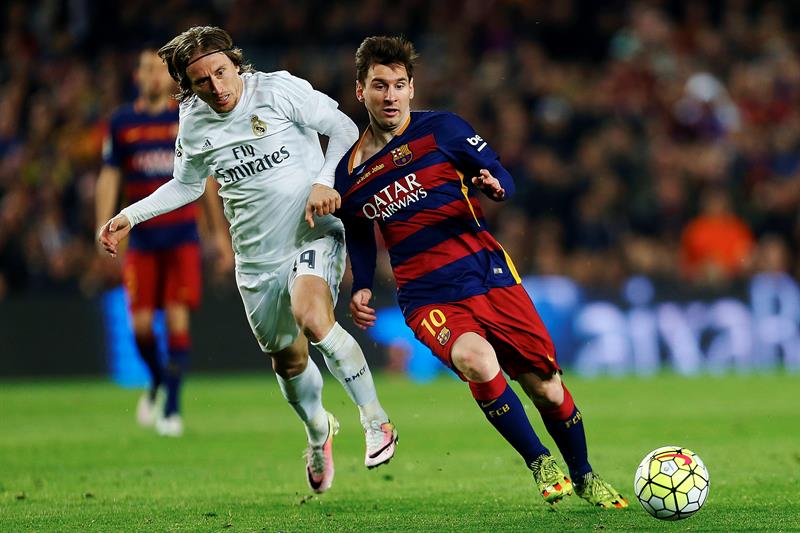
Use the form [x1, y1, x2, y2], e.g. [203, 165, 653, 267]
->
[98, 27, 397, 493]
[334, 36, 627, 508]
[97, 47, 232, 437]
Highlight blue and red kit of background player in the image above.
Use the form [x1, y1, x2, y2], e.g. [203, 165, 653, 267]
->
[104, 101, 201, 311]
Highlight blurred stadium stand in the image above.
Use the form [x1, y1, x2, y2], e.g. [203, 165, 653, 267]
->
[2, 0, 800, 376]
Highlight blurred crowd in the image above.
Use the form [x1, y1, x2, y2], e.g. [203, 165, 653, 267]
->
[2, 0, 800, 301]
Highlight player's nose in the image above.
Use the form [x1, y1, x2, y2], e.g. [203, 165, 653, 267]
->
[210, 78, 223, 95]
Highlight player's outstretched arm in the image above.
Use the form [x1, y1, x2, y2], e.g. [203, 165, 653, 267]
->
[350, 288, 376, 330]
[98, 178, 207, 256]
[97, 213, 132, 257]
[304, 184, 342, 228]
[471, 168, 507, 201]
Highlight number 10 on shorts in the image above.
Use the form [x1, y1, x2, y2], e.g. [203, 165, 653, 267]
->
[421, 309, 451, 346]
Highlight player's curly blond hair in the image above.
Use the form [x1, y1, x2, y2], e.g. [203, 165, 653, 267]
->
[158, 26, 254, 102]
[355, 35, 419, 83]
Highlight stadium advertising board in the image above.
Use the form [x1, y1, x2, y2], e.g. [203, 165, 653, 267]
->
[369, 274, 800, 381]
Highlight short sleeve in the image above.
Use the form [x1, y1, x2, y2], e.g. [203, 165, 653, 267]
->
[102, 115, 120, 167]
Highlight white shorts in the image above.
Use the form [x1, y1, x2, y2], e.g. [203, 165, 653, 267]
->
[235, 231, 345, 353]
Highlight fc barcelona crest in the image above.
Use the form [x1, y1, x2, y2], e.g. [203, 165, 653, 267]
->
[391, 143, 413, 167]
[437, 326, 451, 346]
[250, 115, 267, 136]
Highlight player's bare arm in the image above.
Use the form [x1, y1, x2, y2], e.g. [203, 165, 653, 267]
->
[200, 176, 234, 276]
[304, 184, 342, 228]
[98, 213, 132, 257]
[350, 288, 377, 330]
[471, 168, 506, 200]
[95, 165, 122, 252]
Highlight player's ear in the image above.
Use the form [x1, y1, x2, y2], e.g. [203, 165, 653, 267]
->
[356, 80, 364, 102]
[409, 78, 414, 100]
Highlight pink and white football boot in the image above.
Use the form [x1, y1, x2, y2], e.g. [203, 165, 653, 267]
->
[305, 412, 339, 493]
[364, 419, 398, 469]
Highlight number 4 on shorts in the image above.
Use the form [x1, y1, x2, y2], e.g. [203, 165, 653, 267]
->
[299, 250, 316, 269]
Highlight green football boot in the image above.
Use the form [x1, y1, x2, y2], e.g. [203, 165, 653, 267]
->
[531, 454, 573, 504]
[575, 472, 629, 509]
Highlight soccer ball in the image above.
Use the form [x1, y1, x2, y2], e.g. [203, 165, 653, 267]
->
[633, 446, 710, 520]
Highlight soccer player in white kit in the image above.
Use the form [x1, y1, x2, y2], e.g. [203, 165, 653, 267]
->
[97, 26, 397, 494]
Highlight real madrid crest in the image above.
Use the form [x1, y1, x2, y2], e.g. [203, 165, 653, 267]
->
[250, 114, 267, 136]
[391, 143, 413, 167]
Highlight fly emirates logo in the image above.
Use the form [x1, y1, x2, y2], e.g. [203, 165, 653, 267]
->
[361, 173, 427, 220]
[213, 143, 290, 184]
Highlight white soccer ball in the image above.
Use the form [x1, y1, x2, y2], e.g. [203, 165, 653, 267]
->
[633, 446, 710, 520]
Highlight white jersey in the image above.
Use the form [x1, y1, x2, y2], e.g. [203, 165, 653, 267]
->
[173, 71, 352, 272]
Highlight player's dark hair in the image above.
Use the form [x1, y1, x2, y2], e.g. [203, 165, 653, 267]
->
[158, 26, 253, 102]
[355, 36, 418, 83]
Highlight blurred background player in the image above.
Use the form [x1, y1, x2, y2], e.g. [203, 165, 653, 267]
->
[96, 47, 232, 437]
[98, 27, 397, 493]
[336, 36, 627, 508]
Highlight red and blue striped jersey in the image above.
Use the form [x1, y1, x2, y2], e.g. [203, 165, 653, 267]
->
[103, 102, 199, 251]
[334, 111, 521, 315]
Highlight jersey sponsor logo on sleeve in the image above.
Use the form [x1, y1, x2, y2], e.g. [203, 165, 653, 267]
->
[175, 138, 183, 158]
[361, 172, 427, 220]
[466, 134, 487, 152]
[391, 143, 413, 167]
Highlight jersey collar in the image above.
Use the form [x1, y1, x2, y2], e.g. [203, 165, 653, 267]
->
[347, 113, 412, 174]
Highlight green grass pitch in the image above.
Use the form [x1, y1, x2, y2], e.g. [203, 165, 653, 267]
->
[1, 372, 799, 532]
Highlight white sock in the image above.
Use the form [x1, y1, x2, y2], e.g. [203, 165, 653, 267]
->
[312, 322, 388, 427]
[276, 358, 329, 446]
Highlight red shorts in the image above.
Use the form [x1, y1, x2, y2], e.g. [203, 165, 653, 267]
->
[123, 243, 202, 311]
[405, 284, 560, 380]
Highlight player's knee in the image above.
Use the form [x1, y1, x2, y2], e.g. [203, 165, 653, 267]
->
[272, 354, 307, 379]
[530, 377, 564, 407]
[292, 304, 334, 343]
[451, 338, 498, 382]
[165, 305, 190, 333]
[131, 309, 154, 338]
